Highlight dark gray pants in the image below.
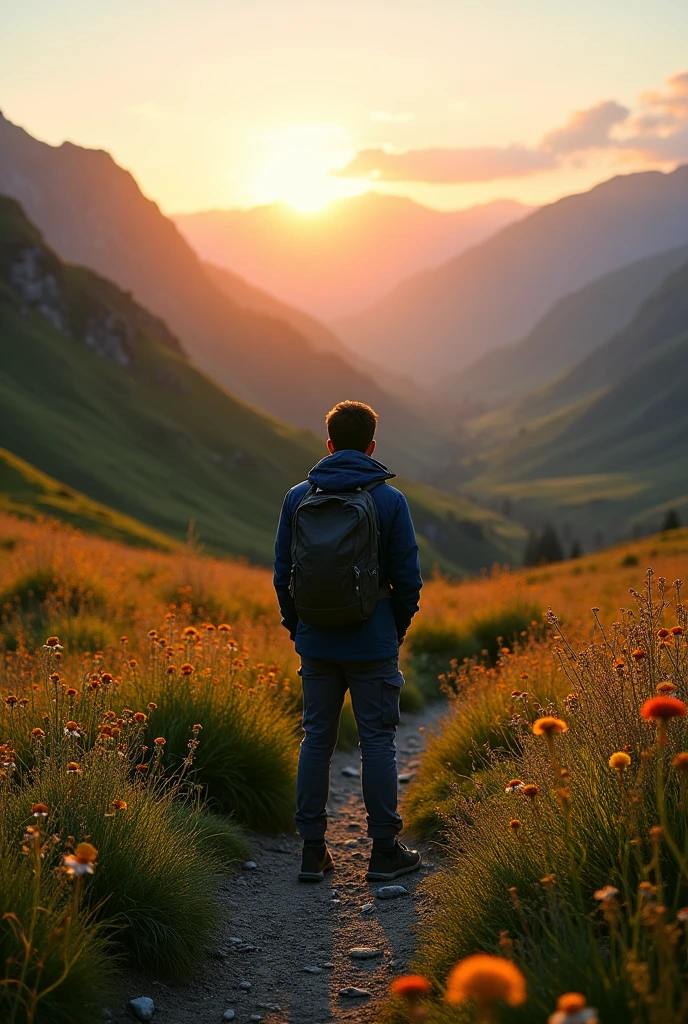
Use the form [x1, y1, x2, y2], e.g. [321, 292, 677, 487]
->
[295, 655, 404, 840]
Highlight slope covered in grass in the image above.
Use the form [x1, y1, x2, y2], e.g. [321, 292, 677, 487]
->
[0, 195, 525, 571]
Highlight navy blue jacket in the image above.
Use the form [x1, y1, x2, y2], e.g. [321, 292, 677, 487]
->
[273, 450, 423, 660]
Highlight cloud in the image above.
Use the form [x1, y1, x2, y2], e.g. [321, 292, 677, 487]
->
[371, 111, 414, 123]
[336, 70, 688, 186]
[541, 100, 629, 154]
[333, 144, 556, 183]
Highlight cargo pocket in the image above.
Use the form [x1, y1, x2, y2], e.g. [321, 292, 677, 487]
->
[381, 666, 404, 727]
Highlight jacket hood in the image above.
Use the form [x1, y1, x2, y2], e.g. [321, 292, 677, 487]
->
[307, 450, 395, 492]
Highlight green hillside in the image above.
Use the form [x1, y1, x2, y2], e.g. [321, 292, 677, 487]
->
[453, 243, 688, 413]
[464, 259, 688, 545]
[0, 196, 525, 571]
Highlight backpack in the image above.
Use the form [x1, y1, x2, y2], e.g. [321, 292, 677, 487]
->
[290, 482, 387, 627]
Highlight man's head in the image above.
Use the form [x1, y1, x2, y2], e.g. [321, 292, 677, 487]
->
[326, 400, 378, 456]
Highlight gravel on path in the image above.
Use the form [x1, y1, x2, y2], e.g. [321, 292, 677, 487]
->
[115, 704, 443, 1024]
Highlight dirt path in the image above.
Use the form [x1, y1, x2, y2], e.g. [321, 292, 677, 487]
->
[115, 704, 443, 1024]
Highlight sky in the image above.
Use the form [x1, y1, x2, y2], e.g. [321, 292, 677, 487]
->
[2, 0, 688, 214]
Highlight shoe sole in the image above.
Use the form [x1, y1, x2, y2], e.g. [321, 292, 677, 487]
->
[298, 862, 334, 883]
[365, 856, 422, 881]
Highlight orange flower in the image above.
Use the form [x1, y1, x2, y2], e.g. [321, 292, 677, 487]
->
[64, 842, 97, 876]
[5, 695, 18, 707]
[390, 975, 432, 1000]
[656, 681, 677, 694]
[505, 779, 524, 793]
[66, 761, 80, 773]
[66, 687, 78, 697]
[672, 752, 688, 772]
[64, 720, 80, 737]
[112, 799, 128, 810]
[218, 623, 232, 632]
[133, 712, 147, 724]
[154, 736, 166, 746]
[101, 673, 113, 685]
[509, 819, 521, 832]
[632, 648, 647, 661]
[31, 728, 45, 739]
[671, 625, 684, 636]
[136, 763, 149, 773]
[658, 628, 670, 639]
[31, 803, 49, 818]
[49, 672, 60, 683]
[641, 696, 686, 720]
[181, 663, 194, 676]
[44, 636, 61, 648]
[445, 954, 526, 1008]
[532, 717, 568, 737]
[521, 784, 539, 798]
[557, 993, 587, 1012]
[147, 702, 157, 711]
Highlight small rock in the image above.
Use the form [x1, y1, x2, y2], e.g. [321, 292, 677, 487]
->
[331, 889, 340, 899]
[341, 766, 359, 778]
[344, 839, 358, 848]
[258, 1004, 282, 1012]
[242, 860, 258, 870]
[361, 902, 376, 914]
[377, 885, 409, 900]
[222, 1013, 235, 1022]
[352, 852, 363, 859]
[323, 961, 334, 968]
[398, 773, 415, 783]
[228, 936, 244, 945]
[238, 981, 252, 992]
[129, 997, 155, 1022]
[303, 965, 323, 974]
[339, 987, 371, 998]
[349, 947, 382, 959]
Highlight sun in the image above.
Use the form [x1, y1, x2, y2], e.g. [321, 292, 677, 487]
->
[247, 124, 368, 212]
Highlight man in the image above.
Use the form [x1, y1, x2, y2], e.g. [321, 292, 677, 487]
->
[274, 400, 423, 883]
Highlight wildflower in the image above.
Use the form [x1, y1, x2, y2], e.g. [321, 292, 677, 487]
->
[133, 712, 147, 724]
[64, 721, 80, 738]
[136, 763, 149, 773]
[521, 783, 539, 798]
[43, 636, 63, 649]
[641, 697, 686, 742]
[31, 728, 45, 739]
[66, 761, 80, 773]
[182, 626, 200, 640]
[128, 658, 138, 668]
[505, 779, 524, 793]
[671, 625, 684, 636]
[166, 665, 176, 675]
[445, 953, 526, 1009]
[390, 975, 432, 999]
[218, 623, 232, 632]
[120, 636, 128, 644]
[656, 681, 677, 694]
[594, 885, 618, 901]
[31, 803, 49, 818]
[63, 842, 97, 877]
[181, 663, 194, 676]
[49, 672, 60, 683]
[66, 687, 77, 697]
[632, 648, 647, 661]
[509, 819, 521, 832]
[533, 716, 568, 736]
[658, 628, 671, 639]
[104, 710, 117, 721]
[192, 723, 203, 732]
[101, 672, 113, 685]
[609, 751, 631, 772]
[672, 752, 688, 772]
[98, 725, 113, 738]
[112, 799, 127, 810]
[614, 658, 625, 672]
[510, 690, 523, 699]
[548, 992, 598, 1024]
[154, 736, 166, 746]
[148, 630, 158, 639]
[541, 873, 556, 890]
[147, 702, 157, 711]
[5, 695, 18, 707]
[677, 907, 688, 921]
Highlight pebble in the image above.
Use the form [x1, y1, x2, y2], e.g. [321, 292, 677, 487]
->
[341, 766, 360, 778]
[398, 773, 415, 783]
[344, 839, 358, 848]
[361, 902, 376, 914]
[222, 1013, 235, 1022]
[377, 885, 409, 900]
[238, 981, 252, 992]
[303, 965, 323, 974]
[129, 997, 155, 1022]
[242, 860, 258, 870]
[349, 947, 382, 959]
[323, 962, 334, 969]
[331, 890, 340, 899]
[339, 987, 371, 998]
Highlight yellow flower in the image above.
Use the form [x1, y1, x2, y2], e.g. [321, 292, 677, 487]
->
[532, 717, 568, 737]
[609, 751, 631, 771]
[445, 953, 526, 1008]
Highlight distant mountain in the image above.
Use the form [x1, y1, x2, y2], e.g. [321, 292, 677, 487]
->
[0, 112, 449, 478]
[337, 166, 688, 383]
[173, 194, 530, 320]
[447, 243, 688, 413]
[0, 195, 526, 572]
[464, 257, 688, 547]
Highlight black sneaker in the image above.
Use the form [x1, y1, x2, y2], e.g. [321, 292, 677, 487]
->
[298, 843, 334, 883]
[366, 841, 422, 881]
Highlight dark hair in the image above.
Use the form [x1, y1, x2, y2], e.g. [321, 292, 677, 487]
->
[326, 400, 378, 453]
